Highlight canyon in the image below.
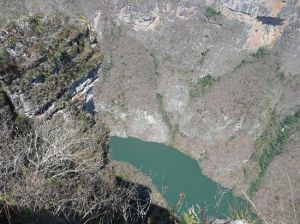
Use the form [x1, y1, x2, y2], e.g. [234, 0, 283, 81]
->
[0, 0, 299, 223]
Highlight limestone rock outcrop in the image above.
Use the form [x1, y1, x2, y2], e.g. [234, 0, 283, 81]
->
[0, 15, 102, 118]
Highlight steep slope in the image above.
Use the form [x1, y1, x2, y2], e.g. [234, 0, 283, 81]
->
[0, 14, 102, 117]
[253, 118, 300, 224]
[0, 14, 177, 224]
[92, 0, 300, 191]
[0, 1, 299, 223]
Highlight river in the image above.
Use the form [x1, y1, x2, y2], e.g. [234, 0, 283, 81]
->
[110, 136, 246, 217]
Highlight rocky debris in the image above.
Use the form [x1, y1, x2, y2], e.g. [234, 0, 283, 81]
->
[0, 14, 103, 118]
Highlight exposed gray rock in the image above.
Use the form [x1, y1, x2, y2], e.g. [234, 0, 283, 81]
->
[0, 15, 103, 118]
[0, 1, 299, 223]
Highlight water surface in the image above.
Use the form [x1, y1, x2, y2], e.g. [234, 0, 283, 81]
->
[110, 136, 245, 216]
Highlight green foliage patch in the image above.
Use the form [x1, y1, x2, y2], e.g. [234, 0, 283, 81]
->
[156, 93, 179, 141]
[249, 110, 300, 196]
[251, 47, 268, 59]
[205, 6, 221, 18]
[29, 16, 47, 36]
[233, 47, 269, 72]
[198, 49, 209, 65]
[190, 74, 218, 98]
[229, 206, 257, 224]
[0, 48, 9, 64]
[15, 114, 31, 132]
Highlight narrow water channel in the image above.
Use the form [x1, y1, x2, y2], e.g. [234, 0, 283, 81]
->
[110, 136, 246, 217]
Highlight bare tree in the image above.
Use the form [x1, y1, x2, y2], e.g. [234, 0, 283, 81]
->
[0, 113, 150, 224]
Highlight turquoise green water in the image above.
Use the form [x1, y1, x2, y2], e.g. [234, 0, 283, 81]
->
[110, 136, 245, 217]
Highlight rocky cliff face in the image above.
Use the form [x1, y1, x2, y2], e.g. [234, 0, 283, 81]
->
[0, 1, 299, 223]
[0, 13, 112, 184]
[91, 2, 299, 223]
[0, 14, 181, 224]
[0, 14, 102, 118]
[91, 0, 300, 187]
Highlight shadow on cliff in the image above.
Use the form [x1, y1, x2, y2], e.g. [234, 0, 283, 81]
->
[0, 177, 175, 224]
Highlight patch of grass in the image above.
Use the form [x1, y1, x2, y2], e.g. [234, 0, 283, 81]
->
[249, 110, 300, 196]
[78, 15, 86, 21]
[110, 24, 122, 41]
[156, 93, 171, 129]
[29, 16, 46, 36]
[205, 6, 221, 18]
[112, 91, 126, 109]
[229, 206, 257, 224]
[171, 123, 179, 140]
[175, 199, 208, 224]
[233, 47, 269, 72]
[77, 111, 93, 124]
[199, 75, 217, 87]
[251, 47, 268, 59]
[190, 74, 218, 98]
[149, 50, 160, 78]
[15, 114, 31, 131]
[59, 51, 72, 65]
[0, 194, 16, 205]
[46, 178, 62, 187]
[233, 59, 252, 72]
[35, 24, 46, 35]
[198, 49, 209, 65]
[179, 212, 206, 224]
[74, 181, 85, 193]
[6, 21, 18, 31]
[101, 57, 113, 82]
[0, 48, 10, 64]
[156, 93, 178, 141]
[103, 60, 113, 74]
[15, 114, 30, 124]
[276, 71, 285, 81]
[7, 35, 16, 48]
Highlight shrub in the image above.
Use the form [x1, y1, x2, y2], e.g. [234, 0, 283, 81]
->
[15, 114, 31, 132]
[29, 16, 46, 36]
[205, 6, 221, 18]
[0, 49, 9, 64]
[199, 49, 209, 65]
[229, 206, 257, 224]
[0, 115, 148, 223]
[190, 74, 218, 98]
[7, 36, 16, 48]
[179, 209, 208, 224]
[249, 110, 300, 196]
[233, 47, 269, 72]
[156, 93, 177, 140]
[251, 47, 268, 59]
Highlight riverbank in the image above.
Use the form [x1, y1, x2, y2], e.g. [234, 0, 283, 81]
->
[110, 136, 247, 217]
